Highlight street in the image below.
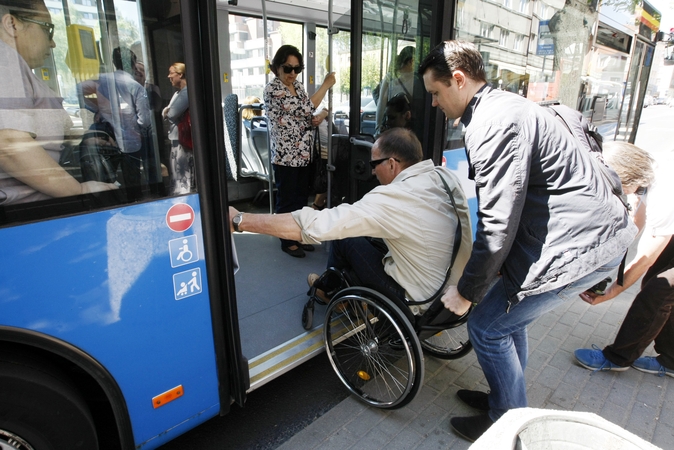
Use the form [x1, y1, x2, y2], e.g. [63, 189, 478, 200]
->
[635, 103, 674, 157]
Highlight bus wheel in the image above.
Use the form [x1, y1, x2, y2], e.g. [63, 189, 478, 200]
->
[0, 355, 99, 450]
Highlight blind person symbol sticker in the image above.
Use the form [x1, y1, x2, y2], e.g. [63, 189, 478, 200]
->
[166, 203, 195, 232]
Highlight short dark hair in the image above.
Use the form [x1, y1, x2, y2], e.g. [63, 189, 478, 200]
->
[418, 40, 487, 85]
[270, 45, 304, 77]
[375, 128, 422, 167]
[112, 47, 137, 75]
[385, 93, 411, 114]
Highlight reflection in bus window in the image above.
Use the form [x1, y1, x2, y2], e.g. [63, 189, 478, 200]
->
[0, 0, 118, 206]
[0, 0, 187, 226]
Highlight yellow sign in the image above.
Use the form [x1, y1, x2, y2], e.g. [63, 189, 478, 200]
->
[223, 72, 229, 83]
[41, 68, 49, 80]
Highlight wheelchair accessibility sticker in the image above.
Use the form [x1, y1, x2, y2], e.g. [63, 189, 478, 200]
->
[169, 235, 199, 268]
[173, 268, 202, 300]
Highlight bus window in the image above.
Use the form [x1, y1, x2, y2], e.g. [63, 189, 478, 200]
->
[361, 1, 428, 143]
[0, 0, 184, 227]
[229, 14, 303, 100]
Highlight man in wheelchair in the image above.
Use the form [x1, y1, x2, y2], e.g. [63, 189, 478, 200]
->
[229, 127, 473, 314]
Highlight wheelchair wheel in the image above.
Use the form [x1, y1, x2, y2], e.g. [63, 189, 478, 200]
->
[420, 323, 473, 360]
[324, 287, 423, 409]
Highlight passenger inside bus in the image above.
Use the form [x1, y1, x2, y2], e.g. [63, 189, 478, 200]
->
[374, 46, 420, 135]
[0, 0, 117, 205]
[263, 44, 335, 258]
[379, 92, 412, 134]
[229, 128, 473, 313]
[163, 62, 194, 195]
[241, 95, 263, 134]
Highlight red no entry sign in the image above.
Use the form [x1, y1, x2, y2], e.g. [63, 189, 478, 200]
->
[166, 203, 195, 232]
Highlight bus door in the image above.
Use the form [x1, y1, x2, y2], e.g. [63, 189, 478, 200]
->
[216, 0, 360, 396]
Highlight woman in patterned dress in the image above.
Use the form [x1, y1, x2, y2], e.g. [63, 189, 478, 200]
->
[264, 45, 335, 257]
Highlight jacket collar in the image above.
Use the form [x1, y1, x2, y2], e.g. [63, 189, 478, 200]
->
[460, 83, 491, 128]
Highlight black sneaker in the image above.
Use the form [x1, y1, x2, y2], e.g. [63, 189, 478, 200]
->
[449, 414, 494, 442]
[457, 389, 489, 411]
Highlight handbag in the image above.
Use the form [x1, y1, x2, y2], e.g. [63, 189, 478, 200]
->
[178, 109, 193, 150]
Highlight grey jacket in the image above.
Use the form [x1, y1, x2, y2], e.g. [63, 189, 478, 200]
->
[457, 86, 637, 307]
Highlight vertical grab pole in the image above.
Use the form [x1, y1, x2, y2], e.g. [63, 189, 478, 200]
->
[326, 0, 336, 208]
[261, 0, 274, 214]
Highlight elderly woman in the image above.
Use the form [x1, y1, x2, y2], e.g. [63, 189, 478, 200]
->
[162, 62, 193, 195]
[264, 44, 335, 258]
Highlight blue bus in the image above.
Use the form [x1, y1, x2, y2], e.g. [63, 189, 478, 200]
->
[0, 0, 657, 448]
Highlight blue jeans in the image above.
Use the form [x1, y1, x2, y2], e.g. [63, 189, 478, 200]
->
[468, 255, 623, 421]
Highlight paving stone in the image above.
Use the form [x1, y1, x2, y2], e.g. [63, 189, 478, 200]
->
[343, 406, 388, 438]
[558, 311, 581, 327]
[408, 403, 449, 436]
[598, 401, 628, 428]
[535, 364, 566, 390]
[549, 381, 580, 409]
[652, 422, 674, 450]
[547, 322, 573, 341]
[407, 385, 440, 414]
[385, 428, 424, 450]
[625, 402, 658, 441]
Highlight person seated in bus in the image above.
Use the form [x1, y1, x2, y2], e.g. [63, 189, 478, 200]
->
[77, 46, 152, 201]
[241, 95, 264, 135]
[379, 93, 412, 135]
[229, 127, 473, 312]
[0, 0, 117, 205]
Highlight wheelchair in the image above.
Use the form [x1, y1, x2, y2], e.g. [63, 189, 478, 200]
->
[302, 265, 473, 410]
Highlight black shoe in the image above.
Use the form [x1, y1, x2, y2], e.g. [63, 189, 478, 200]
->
[301, 244, 315, 252]
[282, 245, 305, 258]
[457, 389, 489, 411]
[449, 414, 494, 442]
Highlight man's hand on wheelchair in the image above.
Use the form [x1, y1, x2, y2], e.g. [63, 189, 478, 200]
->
[441, 285, 472, 316]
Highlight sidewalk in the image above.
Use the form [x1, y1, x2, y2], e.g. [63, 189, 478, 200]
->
[278, 280, 671, 449]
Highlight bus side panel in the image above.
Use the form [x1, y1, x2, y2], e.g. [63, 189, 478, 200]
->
[0, 196, 221, 448]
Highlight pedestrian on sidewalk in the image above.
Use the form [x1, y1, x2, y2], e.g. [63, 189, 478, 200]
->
[575, 142, 674, 378]
[418, 40, 637, 442]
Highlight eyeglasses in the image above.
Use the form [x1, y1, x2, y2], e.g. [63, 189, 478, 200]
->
[13, 15, 54, 41]
[635, 186, 648, 196]
[369, 157, 400, 169]
[281, 65, 303, 74]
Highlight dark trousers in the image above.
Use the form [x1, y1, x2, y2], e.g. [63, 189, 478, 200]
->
[604, 236, 674, 369]
[273, 164, 310, 248]
[111, 151, 143, 202]
[327, 237, 406, 303]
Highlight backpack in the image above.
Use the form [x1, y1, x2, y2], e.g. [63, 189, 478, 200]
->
[541, 102, 629, 210]
[79, 120, 121, 184]
[542, 102, 630, 286]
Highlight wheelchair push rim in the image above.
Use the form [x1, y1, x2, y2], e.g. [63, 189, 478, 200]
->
[323, 288, 424, 409]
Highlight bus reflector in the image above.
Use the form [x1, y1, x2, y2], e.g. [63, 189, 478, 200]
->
[152, 385, 184, 409]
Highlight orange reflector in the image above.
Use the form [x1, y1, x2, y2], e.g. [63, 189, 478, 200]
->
[152, 385, 184, 409]
[357, 371, 371, 381]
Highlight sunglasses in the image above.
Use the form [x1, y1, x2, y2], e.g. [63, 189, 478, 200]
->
[635, 186, 648, 196]
[369, 157, 400, 169]
[13, 14, 54, 41]
[281, 65, 303, 74]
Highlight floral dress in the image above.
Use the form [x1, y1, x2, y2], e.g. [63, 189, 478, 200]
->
[263, 77, 315, 167]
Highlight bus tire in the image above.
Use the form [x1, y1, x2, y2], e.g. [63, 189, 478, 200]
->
[0, 355, 99, 450]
